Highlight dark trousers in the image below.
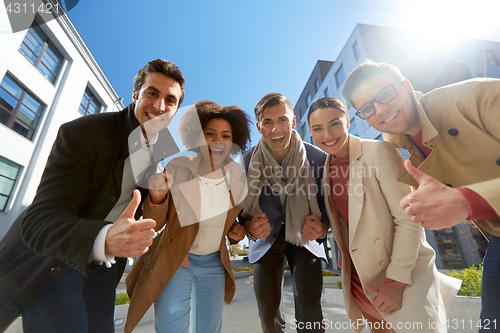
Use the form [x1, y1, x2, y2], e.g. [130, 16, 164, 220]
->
[253, 226, 324, 333]
[479, 235, 500, 333]
[22, 264, 117, 333]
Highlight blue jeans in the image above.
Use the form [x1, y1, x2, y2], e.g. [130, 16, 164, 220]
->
[22, 264, 117, 333]
[479, 235, 500, 332]
[253, 226, 324, 333]
[154, 251, 225, 333]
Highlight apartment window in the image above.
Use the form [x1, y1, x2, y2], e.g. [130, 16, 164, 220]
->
[324, 87, 329, 97]
[485, 50, 500, 66]
[0, 156, 21, 212]
[19, 25, 64, 84]
[335, 64, 346, 89]
[348, 117, 358, 136]
[305, 93, 312, 109]
[298, 107, 304, 118]
[0, 75, 44, 140]
[301, 122, 307, 138]
[314, 78, 320, 93]
[352, 41, 360, 61]
[78, 87, 102, 116]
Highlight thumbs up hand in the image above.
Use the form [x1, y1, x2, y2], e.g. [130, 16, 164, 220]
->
[105, 190, 156, 257]
[399, 160, 469, 229]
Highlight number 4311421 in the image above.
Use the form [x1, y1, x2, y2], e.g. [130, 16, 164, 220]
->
[6, 2, 59, 14]
[446, 319, 497, 330]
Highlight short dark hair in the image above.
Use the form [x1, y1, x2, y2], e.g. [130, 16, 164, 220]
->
[342, 60, 404, 107]
[133, 59, 186, 106]
[307, 97, 348, 123]
[254, 92, 293, 122]
[179, 100, 252, 153]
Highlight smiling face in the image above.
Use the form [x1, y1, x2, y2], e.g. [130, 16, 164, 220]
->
[256, 102, 296, 163]
[309, 107, 350, 158]
[198, 118, 233, 169]
[351, 73, 421, 136]
[132, 72, 182, 137]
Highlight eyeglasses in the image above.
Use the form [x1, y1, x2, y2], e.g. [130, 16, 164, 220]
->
[354, 80, 406, 120]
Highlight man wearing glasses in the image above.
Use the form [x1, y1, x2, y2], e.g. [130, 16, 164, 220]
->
[342, 60, 500, 332]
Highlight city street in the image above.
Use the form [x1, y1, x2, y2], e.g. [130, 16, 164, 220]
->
[122, 263, 359, 333]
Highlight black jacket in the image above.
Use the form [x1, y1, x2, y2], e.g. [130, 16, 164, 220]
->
[0, 104, 178, 329]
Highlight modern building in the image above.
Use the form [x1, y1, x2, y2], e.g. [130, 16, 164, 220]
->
[294, 24, 499, 269]
[0, 2, 124, 239]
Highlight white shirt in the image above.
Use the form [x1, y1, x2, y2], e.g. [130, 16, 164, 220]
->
[189, 172, 231, 255]
[90, 132, 161, 267]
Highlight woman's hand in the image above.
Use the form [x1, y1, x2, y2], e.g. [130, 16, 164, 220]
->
[228, 223, 245, 242]
[366, 282, 406, 314]
[148, 170, 174, 205]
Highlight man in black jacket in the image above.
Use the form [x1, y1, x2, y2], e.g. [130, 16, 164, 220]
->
[0, 59, 184, 332]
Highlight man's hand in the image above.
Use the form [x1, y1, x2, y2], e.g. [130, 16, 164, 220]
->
[301, 215, 327, 241]
[248, 212, 270, 239]
[399, 160, 469, 229]
[366, 283, 404, 314]
[105, 190, 156, 257]
[228, 223, 245, 242]
[148, 170, 173, 205]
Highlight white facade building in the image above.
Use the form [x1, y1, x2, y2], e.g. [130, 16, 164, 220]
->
[0, 4, 124, 239]
[294, 24, 500, 269]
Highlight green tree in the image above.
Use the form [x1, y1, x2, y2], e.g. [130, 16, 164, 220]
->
[448, 265, 482, 297]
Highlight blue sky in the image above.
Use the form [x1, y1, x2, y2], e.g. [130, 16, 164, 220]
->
[66, 0, 500, 146]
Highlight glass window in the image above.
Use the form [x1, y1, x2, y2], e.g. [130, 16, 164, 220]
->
[305, 93, 312, 109]
[19, 25, 64, 84]
[314, 78, 319, 93]
[433, 228, 464, 268]
[348, 117, 358, 136]
[335, 64, 346, 89]
[485, 50, 500, 66]
[0, 75, 44, 140]
[0, 156, 21, 212]
[301, 122, 307, 138]
[324, 87, 329, 97]
[352, 41, 360, 61]
[78, 87, 102, 116]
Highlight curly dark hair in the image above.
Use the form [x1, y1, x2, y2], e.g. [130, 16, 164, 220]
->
[178, 100, 252, 153]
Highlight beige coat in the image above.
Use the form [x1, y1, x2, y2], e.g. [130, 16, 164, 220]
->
[124, 155, 248, 333]
[384, 79, 500, 238]
[324, 135, 460, 333]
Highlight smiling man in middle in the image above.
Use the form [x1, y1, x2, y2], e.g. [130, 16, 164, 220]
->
[240, 92, 330, 333]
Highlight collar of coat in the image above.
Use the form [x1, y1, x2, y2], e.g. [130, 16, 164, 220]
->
[382, 90, 438, 151]
[169, 153, 247, 184]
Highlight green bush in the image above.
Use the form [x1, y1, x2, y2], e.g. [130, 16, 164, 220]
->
[447, 265, 482, 297]
[337, 280, 342, 289]
[233, 266, 254, 272]
[116, 292, 130, 305]
[322, 270, 341, 276]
